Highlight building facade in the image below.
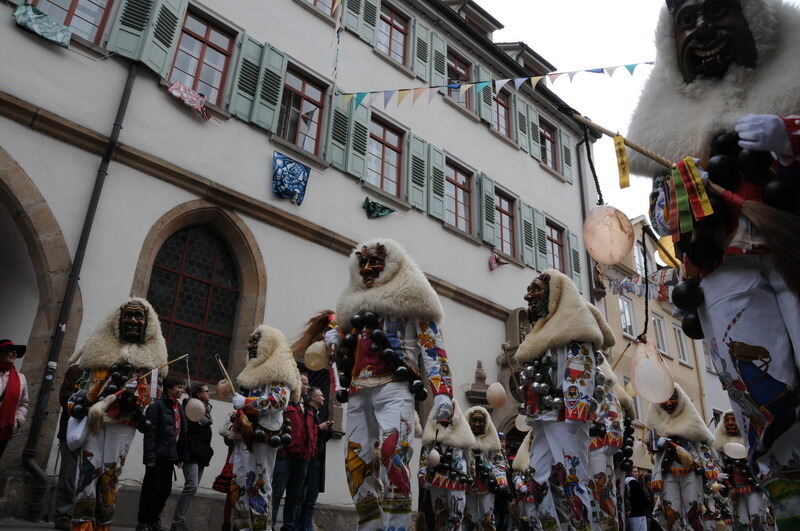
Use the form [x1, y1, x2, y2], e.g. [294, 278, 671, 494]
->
[0, 0, 601, 524]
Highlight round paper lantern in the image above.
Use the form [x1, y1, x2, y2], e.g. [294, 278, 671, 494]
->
[427, 448, 441, 467]
[185, 398, 206, 422]
[583, 205, 635, 265]
[216, 379, 233, 400]
[723, 442, 748, 460]
[631, 340, 675, 404]
[304, 340, 329, 371]
[486, 382, 507, 409]
[515, 414, 532, 433]
[657, 236, 681, 267]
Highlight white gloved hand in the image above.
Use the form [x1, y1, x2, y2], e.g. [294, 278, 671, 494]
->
[735, 114, 791, 156]
[656, 436, 670, 449]
[232, 393, 246, 410]
[433, 394, 453, 422]
[323, 328, 341, 347]
[517, 482, 528, 495]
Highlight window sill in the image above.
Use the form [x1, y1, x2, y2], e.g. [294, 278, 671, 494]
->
[622, 333, 637, 341]
[443, 95, 480, 123]
[660, 352, 673, 360]
[269, 134, 331, 171]
[71, 35, 111, 58]
[488, 126, 520, 150]
[442, 223, 482, 246]
[157, 79, 232, 120]
[291, 0, 336, 26]
[361, 181, 411, 211]
[538, 161, 568, 183]
[493, 249, 524, 269]
[706, 368, 717, 375]
[678, 360, 693, 368]
[372, 48, 416, 79]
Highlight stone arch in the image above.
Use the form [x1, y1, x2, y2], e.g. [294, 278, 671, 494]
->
[130, 200, 267, 378]
[0, 145, 83, 473]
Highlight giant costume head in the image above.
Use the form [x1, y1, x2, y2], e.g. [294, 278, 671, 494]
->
[421, 400, 476, 450]
[465, 406, 502, 452]
[627, 0, 800, 175]
[646, 383, 713, 442]
[713, 409, 744, 450]
[237, 325, 302, 403]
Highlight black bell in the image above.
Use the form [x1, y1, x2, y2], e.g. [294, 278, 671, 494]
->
[382, 348, 396, 364]
[342, 334, 357, 350]
[350, 314, 364, 330]
[449, 471, 458, 479]
[121, 362, 133, 373]
[268, 435, 282, 447]
[671, 280, 704, 311]
[410, 380, 424, 394]
[363, 312, 379, 330]
[254, 429, 266, 442]
[71, 404, 86, 419]
[737, 149, 773, 178]
[414, 387, 429, 402]
[281, 433, 293, 446]
[707, 154, 740, 190]
[106, 385, 118, 395]
[682, 312, 704, 339]
[623, 436, 634, 447]
[336, 389, 349, 403]
[111, 371, 123, 384]
[370, 329, 387, 346]
[283, 424, 292, 434]
[623, 446, 633, 458]
[394, 366, 410, 381]
[763, 177, 800, 213]
[710, 132, 740, 157]
[687, 237, 724, 269]
[621, 460, 633, 472]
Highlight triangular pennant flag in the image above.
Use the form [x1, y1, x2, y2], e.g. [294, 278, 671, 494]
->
[625, 64, 638, 74]
[494, 78, 511, 93]
[397, 89, 411, 107]
[530, 76, 544, 88]
[587, 68, 604, 74]
[428, 86, 439, 104]
[369, 92, 381, 105]
[338, 93, 355, 109]
[412, 87, 427, 105]
[605, 66, 619, 77]
[514, 77, 528, 90]
[547, 73, 563, 84]
[459, 83, 472, 97]
[568, 71, 579, 82]
[474, 81, 491, 95]
[353, 92, 368, 109]
[383, 90, 395, 107]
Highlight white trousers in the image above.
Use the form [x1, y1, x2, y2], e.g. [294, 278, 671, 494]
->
[429, 487, 466, 530]
[589, 448, 619, 530]
[464, 492, 495, 530]
[655, 473, 703, 531]
[232, 440, 277, 531]
[735, 490, 773, 530]
[626, 516, 647, 531]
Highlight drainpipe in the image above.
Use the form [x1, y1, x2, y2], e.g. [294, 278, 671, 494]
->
[575, 136, 596, 305]
[22, 61, 138, 522]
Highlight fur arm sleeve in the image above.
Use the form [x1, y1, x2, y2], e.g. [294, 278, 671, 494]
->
[416, 321, 453, 397]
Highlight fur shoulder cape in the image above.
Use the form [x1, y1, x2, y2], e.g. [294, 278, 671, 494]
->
[645, 383, 713, 443]
[237, 325, 302, 403]
[713, 410, 744, 451]
[615, 381, 636, 420]
[421, 400, 476, 449]
[627, 0, 800, 175]
[70, 297, 168, 376]
[464, 406, 501, 452]
[512, 430, 533, 472]
[515, 269, 608, 362]
[336, 238, 443, 328]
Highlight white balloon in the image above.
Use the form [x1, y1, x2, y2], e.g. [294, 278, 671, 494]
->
[583, 205, 636, 265]
[631, 340, 675, 404]
[428, 448, 441, 467]
[304, 340, 329, 371]
[515, 414, 532, 433]
[723, 442, 748, 460]
[185, 397, 206, 422]
[486, 382, 507, 409]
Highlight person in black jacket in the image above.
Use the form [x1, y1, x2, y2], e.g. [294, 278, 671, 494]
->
[136, 374, 187, 531]
[170, 382, 214, 531]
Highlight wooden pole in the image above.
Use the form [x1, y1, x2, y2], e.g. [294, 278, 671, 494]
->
[571, 114, 674, 169]
[215, 353, 237, 394]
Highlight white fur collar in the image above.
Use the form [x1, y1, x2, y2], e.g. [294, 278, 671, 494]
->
[598, 359, 617, 387]
[237, 325, 302, 402]
[515, 269, 607, 362]
[464, 406, 501, 452]
[71, 298, 168, 376]
[336, 238, 443, 328]
[627, 0, 800, 175]
[713, 410, 744, 451]
[590, 305, 616, 350]
[512, 431, 533, 472]
[645, 383, 713, 442]
[421, 400, 476, 449]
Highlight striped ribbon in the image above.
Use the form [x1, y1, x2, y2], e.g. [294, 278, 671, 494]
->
[668, 172, 680, 241]
[671, 167, 693, 235]
[682, 157, 714, 218]
[676, 160, 705, 220]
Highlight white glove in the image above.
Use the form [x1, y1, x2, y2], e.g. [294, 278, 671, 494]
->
[433, 395, 453, 422]
[324, 328, 341, 347]
[657, 436, 670, 449]
[735, 114, 791, 156]
[232, 393, 246, 410]
[517, 482, 528, 495]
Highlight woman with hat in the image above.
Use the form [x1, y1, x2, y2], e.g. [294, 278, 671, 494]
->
[0, 338, 29, 459]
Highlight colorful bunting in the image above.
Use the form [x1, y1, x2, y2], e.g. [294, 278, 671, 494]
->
[513, 77, 528, 90]
[412, 87, 427, 104]
[353, 92, 368, 109]
[397, 89, 411, 106]
[494, 78, 511, 94]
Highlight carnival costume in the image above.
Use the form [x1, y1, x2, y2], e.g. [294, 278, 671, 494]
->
[462, 406, 508, 530]
[330, 238, 454, 530]
[419, 400, 475, 530]
[646, 384, 720, 531]
[67, 298, 167, 531]
[514, 269, 614, 531]
[511, 430, 538, 528]
[231, 325, 301, 531]
[714, 410, 774, 530]
[614, 378, 637, 531]
[628, 2, 800, 526]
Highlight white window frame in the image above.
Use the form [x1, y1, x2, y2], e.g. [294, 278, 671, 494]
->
[619, 295, 635, 339]
[673, 324, 690, 364]
[703, 341, 716, 374]
[624, 375, 640, 418]
[652, 314, 669, 357]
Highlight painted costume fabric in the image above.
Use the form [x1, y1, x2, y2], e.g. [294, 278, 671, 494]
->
[335, 238, 453, 531]
[463, 406, 508, 530]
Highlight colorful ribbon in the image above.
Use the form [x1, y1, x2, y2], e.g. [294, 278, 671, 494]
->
[671, 167, 693, 235]
[614, 135, 630, 189]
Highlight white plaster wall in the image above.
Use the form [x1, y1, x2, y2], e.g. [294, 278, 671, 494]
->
[695, 339, 731, 422]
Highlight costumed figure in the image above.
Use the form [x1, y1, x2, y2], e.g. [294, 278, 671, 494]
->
[67, 298, 167, 531]
[463, 406, 509, 530]
[419, 400, 475, 530]
[627, 1, 800, 526]
[511, 430, 541, 529]
[613, 378, 638, 531]
[715, 410, 773, 530]
[327, 238, 454, 530]
[514, 269, 615, 531]
[646, 384, 720, 531]
[230, 325, 302, 531]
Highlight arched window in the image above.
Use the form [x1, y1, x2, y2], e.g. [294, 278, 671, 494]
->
[147, 224, 239, 382]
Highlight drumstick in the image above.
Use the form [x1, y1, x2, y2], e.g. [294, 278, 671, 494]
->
[215, 353, 237, 394]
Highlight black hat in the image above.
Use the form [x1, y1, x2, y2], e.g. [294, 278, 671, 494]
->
[0, 339, 26, 357]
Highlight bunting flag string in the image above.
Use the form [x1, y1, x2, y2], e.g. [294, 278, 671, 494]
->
[336, 60, 654, 108]
[607, 268, 680, 302]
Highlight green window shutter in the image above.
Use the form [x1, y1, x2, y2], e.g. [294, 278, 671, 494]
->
[327, 95, 352, 171]
[428, 144, 445, 220]
[479, 173, 497, 246]
[510, 94, 520, 144]
[568, 230, 582, 292]
[139, 0, 188, 78]
[228, 35, 264, 122]
[475, 64, 492, 122]
[347, 100, 371, 178]
[413, 20, 430, 83]
[345, 0, 362, 33]
[251, 45, 286, 133]
[521, 203, 536, 267]
[528, 106, 541, 161]
[359, 0, 380, 44]
[517, 100, 529, 152]
[560, 129, 573, 183]
[533, 208, 549, 270]
[407, 135, 428, 210]
[430, 31, 447, 88]
[106, 0, 157, 60]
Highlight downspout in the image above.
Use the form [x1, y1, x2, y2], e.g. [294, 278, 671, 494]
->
[575, 136, 595, 304]
[22, 61, 138, 522]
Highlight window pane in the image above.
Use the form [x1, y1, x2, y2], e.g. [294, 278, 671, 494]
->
[155, 230, 187, 270]
[207, 287, 237, 334]
[168, 324, 202, 360]
[70, 17, 96, 42]
[209, 29, 231, 50]
[179, 34, 202, 58]
[200, 334, 229, 381]
[184, 227, 217, 280]
[304, 83, 323, 103]
[203, 47, 227, 71]
[185, 15, 206, 36]
[285, 72, 303, 91]
[74, 0, 103, 24]
[148, 268, 178, 317]
[174, 51, 199, 78]
[38, 1, 68, 24]
[175, 278, 210, 326]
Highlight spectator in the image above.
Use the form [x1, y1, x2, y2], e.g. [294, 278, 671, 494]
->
[52, 363, 84, 530]
[0, 339, 28, 460]
[297, 386, 332, 530]
[271, 373, 314, 530]
[170, 382, 214, 531]
[626, 468, 652, 531]
[137, 374, 187, 531]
